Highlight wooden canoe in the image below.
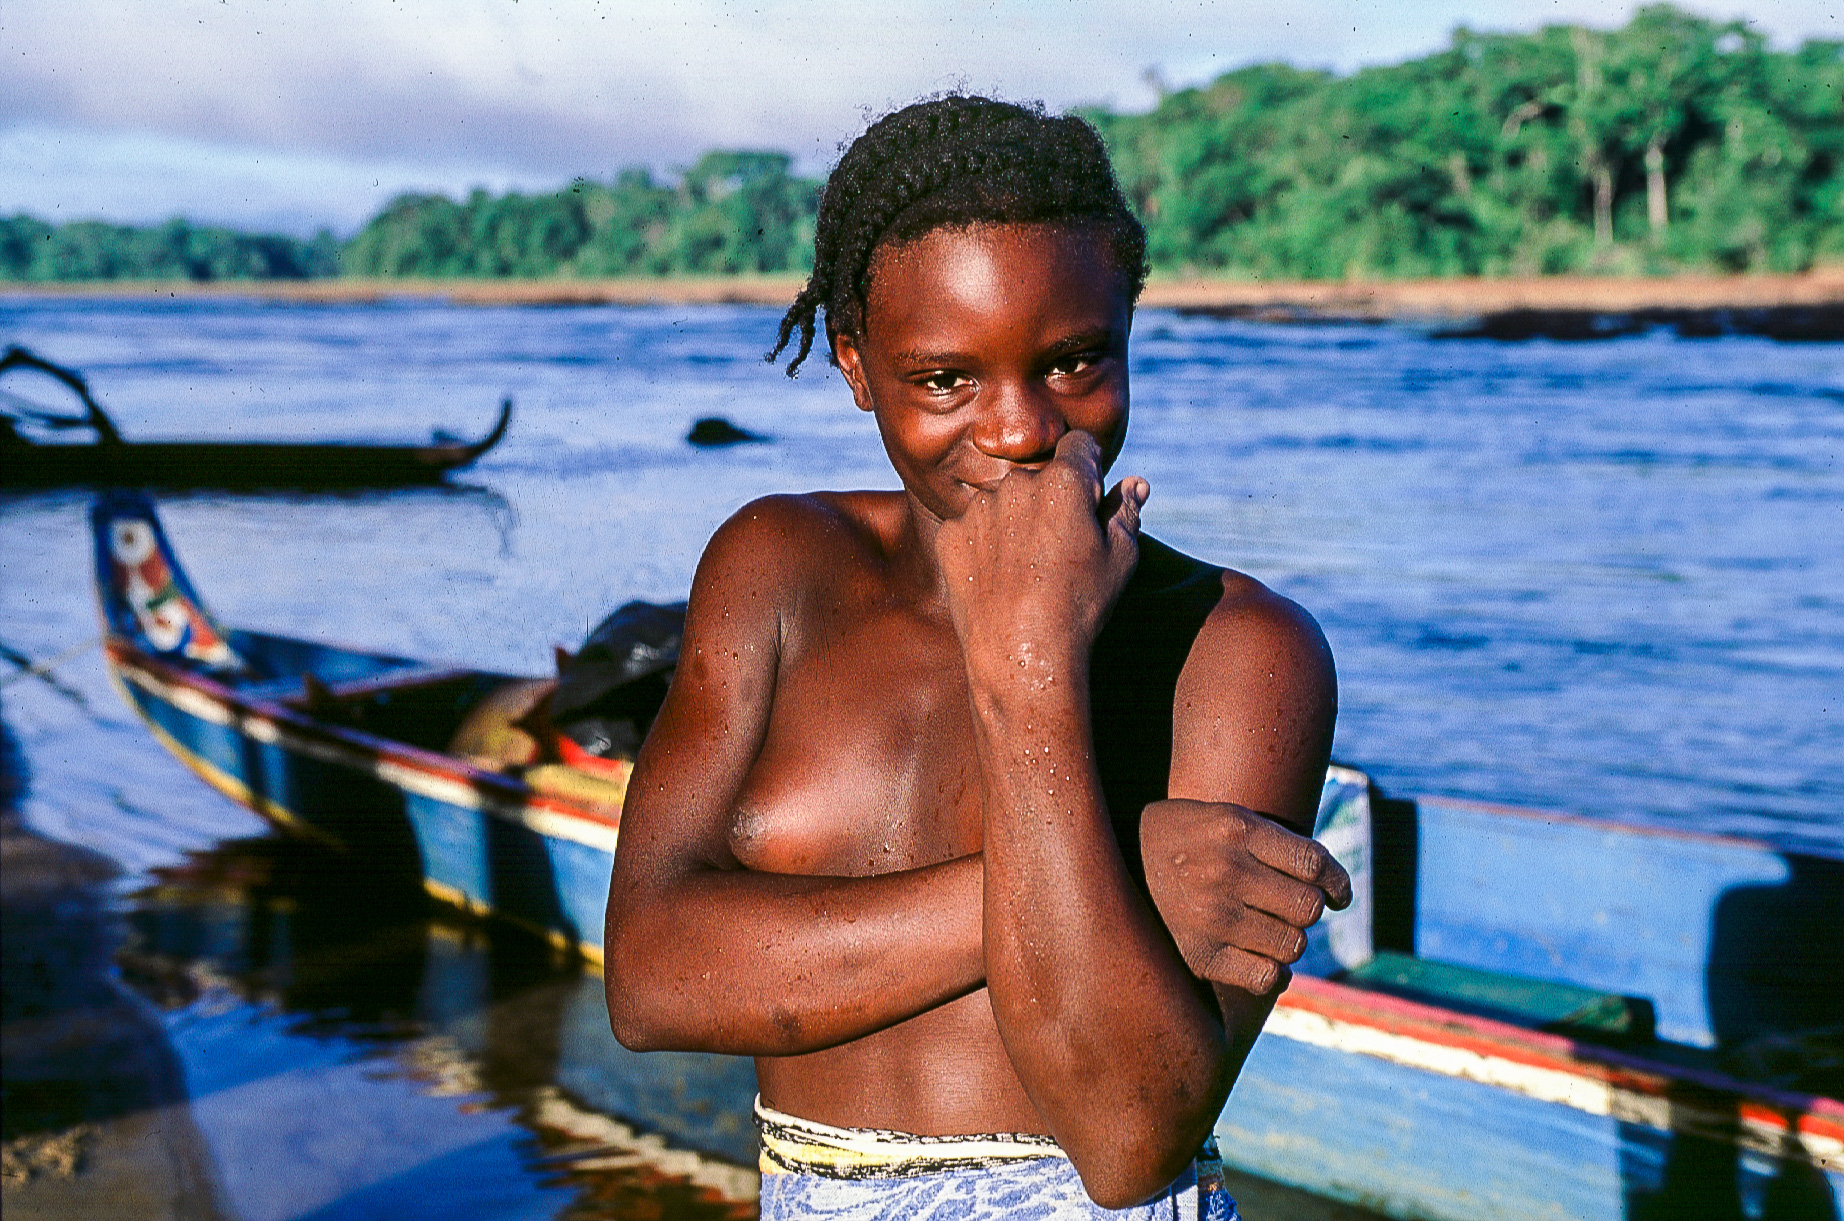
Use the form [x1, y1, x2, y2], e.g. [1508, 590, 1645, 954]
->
[92, 492, 1842, 1218]
[3, 345, 510, 489]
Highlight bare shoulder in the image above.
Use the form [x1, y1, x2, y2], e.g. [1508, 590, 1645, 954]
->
[1196, 568, 1335, 689]
[1122, 535, 1332, 692]
[699, 492, 878, 574]
[692, 491, 895, 611]
[1160, 546, 1337, 832]
[622, 491, 898, 863]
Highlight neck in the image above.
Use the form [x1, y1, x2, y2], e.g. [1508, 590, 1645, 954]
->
[887, 491, 956, 618]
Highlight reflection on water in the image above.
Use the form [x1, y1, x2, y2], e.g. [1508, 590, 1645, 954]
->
[122, 835, 758, 1221]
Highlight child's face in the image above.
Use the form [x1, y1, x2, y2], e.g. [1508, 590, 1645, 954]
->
[834, 222, 1134, 525]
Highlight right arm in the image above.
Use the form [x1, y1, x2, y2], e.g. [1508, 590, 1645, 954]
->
[603, 496, 984, 1056]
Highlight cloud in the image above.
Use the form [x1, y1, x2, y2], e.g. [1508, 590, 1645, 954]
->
[0, 124, 569, 234]
[3, 0, 1836, 231]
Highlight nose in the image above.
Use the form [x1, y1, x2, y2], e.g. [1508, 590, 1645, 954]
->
[971, 383, 1065, 465]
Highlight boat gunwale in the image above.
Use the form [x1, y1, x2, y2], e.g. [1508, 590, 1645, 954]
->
[1413, 792, 1844, 863]
[102, 635, 626, 836]
[1283, 974, 1844, 1134]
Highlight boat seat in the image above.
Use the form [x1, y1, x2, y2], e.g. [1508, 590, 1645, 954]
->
[523, 762, 631, 810]
[1339, 950, 1656, 1045]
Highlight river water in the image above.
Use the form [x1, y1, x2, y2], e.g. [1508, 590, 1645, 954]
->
[2, 296, 1841, 1217]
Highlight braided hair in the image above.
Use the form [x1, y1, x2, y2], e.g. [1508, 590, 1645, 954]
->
[768, 96, 1147, 376]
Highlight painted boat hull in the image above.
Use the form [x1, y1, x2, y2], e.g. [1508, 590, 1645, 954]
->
[1232, 976, 1841, 1218]
[108, 646, 620, 962]
[95, 493, 1843, 1218]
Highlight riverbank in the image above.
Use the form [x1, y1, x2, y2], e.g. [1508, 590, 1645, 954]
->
[7, 268, 1844, 319]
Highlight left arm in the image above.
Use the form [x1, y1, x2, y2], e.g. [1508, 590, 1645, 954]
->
[942, 433, 1340, 1208]
[937, 435, 1213, 1206]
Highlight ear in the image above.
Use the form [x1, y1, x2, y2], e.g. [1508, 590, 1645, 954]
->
[832, 331, 875, 414]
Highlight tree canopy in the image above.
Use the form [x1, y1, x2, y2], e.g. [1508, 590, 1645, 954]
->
[4, 7, 1838, 283]
[1088, 6, 1842, 277]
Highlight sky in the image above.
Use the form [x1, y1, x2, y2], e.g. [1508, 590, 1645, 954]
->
[3, 0, 1840, 236]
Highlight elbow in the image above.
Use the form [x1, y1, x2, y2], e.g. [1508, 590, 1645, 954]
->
[603, 927, 684, 1052]
[604, 963, 665, 1051]
[1057, 1070, 1228, 1210]
[605, 989, 673, 1053]
[1067, 1130, 1204, 1212]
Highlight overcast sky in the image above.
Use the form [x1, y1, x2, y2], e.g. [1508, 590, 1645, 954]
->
[3, 0, 1839, 235]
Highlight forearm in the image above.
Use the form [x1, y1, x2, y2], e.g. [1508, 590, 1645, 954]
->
[606, 852, 984, 1056]
[970, 656, 1230, 1205]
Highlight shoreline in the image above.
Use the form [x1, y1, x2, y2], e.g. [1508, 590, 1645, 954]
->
[6, 269, 1844, 319]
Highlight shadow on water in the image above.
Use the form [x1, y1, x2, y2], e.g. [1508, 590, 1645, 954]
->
[119, 834, 758, 1220]
[1, 695, 25, 818]
[1, 696, 230, 1217]
[0, 695, 166, 1141]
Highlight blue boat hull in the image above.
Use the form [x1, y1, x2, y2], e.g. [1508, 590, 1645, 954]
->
[109, 654, 621, 962]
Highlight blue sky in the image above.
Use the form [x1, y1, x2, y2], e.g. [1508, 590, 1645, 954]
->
[3, 0, 1839, 235]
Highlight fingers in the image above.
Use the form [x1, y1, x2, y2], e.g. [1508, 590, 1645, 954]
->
[1246, 817, 1354, 911]
[1224, 903, 1310, 964]
[1199, 945, 1295, 996]
[1238, 867, 1333, 930]
[1053, 428, 1103, 476]
[1101, 476, 1149, 537]
[1323, 856, 1354, 911]
[1097, 476, 1146, 593]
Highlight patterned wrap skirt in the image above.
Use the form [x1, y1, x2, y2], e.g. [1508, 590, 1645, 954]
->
[755, 1097, 1239, 1221]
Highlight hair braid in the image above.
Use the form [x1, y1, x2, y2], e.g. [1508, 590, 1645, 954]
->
[766, 96, 1146, 377]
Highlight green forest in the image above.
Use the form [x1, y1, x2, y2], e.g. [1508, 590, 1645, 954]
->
[4, 6, 1839, 283]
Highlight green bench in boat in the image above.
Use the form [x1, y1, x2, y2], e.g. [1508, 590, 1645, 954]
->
[1340, 951, 1657, 1045]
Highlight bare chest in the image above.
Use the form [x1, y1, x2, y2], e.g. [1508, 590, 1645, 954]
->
[729, 608, 983, 877]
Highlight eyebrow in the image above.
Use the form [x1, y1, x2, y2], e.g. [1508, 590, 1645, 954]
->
[892, 348, 975, 368]
[891, 328, 1123, 369]
[1042, 328, 1123, 359]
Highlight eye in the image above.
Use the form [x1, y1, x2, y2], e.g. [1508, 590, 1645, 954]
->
[919, 370, 970, 394]
[1048, 350, 1102, 378]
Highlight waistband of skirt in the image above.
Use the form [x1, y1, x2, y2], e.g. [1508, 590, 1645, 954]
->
[754, 1096, 1068, 1179]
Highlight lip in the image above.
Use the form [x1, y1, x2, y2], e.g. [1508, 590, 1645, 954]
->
[952, 461, 1055, 496]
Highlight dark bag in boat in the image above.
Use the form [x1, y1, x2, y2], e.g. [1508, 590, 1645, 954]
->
[550, 600, 687, 759]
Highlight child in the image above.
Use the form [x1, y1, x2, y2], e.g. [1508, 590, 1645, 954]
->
[605, 96, 1349, 1219]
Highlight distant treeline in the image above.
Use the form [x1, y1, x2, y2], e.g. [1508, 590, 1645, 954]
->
[2, 217, 342, 282]
[4, 6, 1838, 284]
[342, 151, 817, 277]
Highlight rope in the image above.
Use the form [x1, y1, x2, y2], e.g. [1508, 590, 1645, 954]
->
[0, 636, 101, 690]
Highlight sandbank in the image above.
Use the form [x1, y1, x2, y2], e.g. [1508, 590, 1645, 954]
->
[6, 269, 1843, 322]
